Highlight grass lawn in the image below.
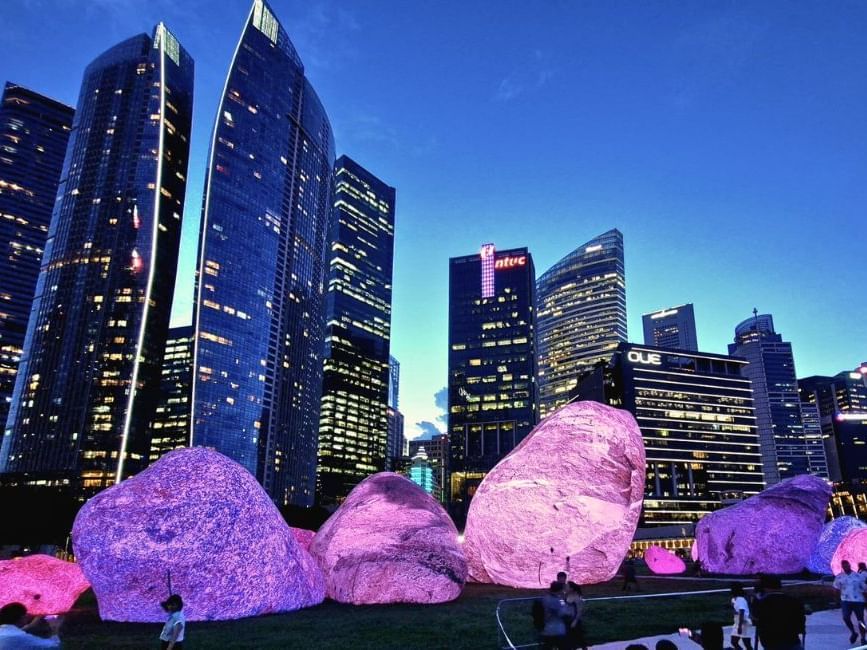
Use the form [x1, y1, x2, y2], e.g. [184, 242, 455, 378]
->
[58, 576, 837, 649]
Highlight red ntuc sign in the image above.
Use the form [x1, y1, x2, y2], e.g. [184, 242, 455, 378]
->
[494, 255, 526, 270]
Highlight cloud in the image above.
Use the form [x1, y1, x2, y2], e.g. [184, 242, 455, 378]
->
[494, 49, 556, 102]
[434, 386, 448, 423]
[414, 420, 443, 441]
[334, 112, 400, 150]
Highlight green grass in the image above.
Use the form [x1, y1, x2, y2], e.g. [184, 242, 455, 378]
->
[58, 578, 837, 649]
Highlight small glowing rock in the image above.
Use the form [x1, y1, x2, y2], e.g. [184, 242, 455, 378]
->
[808, 517, 866, 575]
[0, 555, 90, 615]
[831, 528, 867, 575]
[644, 545, 686, 575]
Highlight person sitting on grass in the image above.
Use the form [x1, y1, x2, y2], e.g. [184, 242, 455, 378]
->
[0, 602, 61, 649]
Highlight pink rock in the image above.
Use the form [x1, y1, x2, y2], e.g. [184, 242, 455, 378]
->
[291, 527, 316, 551]
[0, 555, 90, 615]
[831, 528, 867, 575]
[310, 472, 466, 604]
[809, 517, 866, 574]
[72, 448, 324, 621]
[645, 546, 686, 575]
[463, 401, 645, 588]
[690, 541, 699, 562]
[694, 474, 831, 575]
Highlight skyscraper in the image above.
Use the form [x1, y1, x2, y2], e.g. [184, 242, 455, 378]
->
[0, 84, 73, 436]
[316, 156, 395, 504]
[408, 446, 436, 495]
[388, 355, 399, 409]
[642, 304, 698, 351]
[0, 26, 193, 494]
[728, 313, 827, 484]
[192, 0, 335, 506]
[148, 325, 193, 462]
[448, 244, 537, 521]
[536, 229, 626, 419]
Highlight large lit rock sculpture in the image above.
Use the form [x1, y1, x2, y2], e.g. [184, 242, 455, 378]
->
[463, 401, 645, 588]
[832, 528, 867, 575]
[0, 555, 90, 615]
[694, 474, 831, 575]
[645, 546, 686, 575]
[309, 472, 466, 604]
[72, 448, 324, 622]
[808, 517, 866, 574]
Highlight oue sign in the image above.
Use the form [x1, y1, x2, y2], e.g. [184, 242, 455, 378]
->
[495, 255, 527, 270]
[627, 350, 662, 366]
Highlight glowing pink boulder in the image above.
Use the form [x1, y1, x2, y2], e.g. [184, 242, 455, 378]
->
[809, 517, 866, 574]
[0, 555, 90, 615]
[72, 448, 324, 622]
[832, 528, 867, 575]
[463, 401, 646, 588]
[645, 546, 686, 575]
[310, 472, 466, 604]
[291, 527, 315, 551]
[694, 474, 831, 575]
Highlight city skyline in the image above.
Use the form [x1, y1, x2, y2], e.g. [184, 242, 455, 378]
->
[2, 1, 865, 442]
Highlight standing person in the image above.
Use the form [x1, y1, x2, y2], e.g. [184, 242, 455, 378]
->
[540, 581, 571, 650]
[556, 571, 568, 588]
[752, 575, 806, 650]
[622, 557, 639, 592]
[834, 560, 867, 645]
[564, 581, 588, 650]
[0, 603, 61, 649]
[159, 594, 186, 650]
[679, 622, 724, 650]
[730, 583, 754, 650]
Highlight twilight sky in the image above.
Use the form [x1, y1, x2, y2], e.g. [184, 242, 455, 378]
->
[2, 0, 865, 440]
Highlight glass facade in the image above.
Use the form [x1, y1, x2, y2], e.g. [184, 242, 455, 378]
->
[576, 343, 765, 526]
[642, 304, 698, 352]
[316, 156, 395, 504]
[0, 84, 73, 437]
[388, 354, 399, 409]
[192, 0, 335, 506]
[409, 432, 448, 503]
[148, 325, 193, 462]
[448, 245, 537, 521]
[408, 446, 435, 495]
[536, 229, 627, 419]
[0, 26, 193, 495]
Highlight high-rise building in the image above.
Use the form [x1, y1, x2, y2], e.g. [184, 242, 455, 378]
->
[148, 325, 193, 462]
[192, 0, 335, 506]
[800, 364, 867, 482]
[388, 355, 399, 409]
[642, 304, 698, 351]
[408, 446, 436, 495]
[409, 432, 448, 503]
[385, 406, 405, 470]
[317, 156, 395, 504]
[0, 84, 73, 436]
[448, 244, 537, 521]
[0, 26, 193, 494]
[575, 343, 765, 526]
[728, 313, 827, 484]
[536, 229, 626, 419]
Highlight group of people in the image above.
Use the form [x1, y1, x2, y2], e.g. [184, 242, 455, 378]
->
[834, 559, 867, 646]
[535, 571, 588, 650]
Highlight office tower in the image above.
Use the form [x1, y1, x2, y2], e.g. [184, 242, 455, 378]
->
[728, 313, 827, 484]
[0, 26, 193, 494]
[800, 364, 867, 482]
[536, 229, 626, 419]
[316, 157, 395, 504]
[642, 304, 698, 351]
[448, 244, 537, 521]
[408, 446, 436, 495]
[575, 343, 764, 526]
[0, 84, 73, 436]
[388, 355, 399, 409]
[385, 406, 405, 471]
[408, 432, 448, 503]
[799, 400, 830, 479]
[148, 325, 193, 462]
[192, 0, 335, 506]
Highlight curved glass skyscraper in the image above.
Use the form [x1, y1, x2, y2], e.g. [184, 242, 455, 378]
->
[192, 0, 335, 506]
[536, 229, 627, 418]
[1, 25, 194, 494]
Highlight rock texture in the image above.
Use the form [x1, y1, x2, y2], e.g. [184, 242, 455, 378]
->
[832, 528, 867, 576]
[309, 472, 466, 604]
[291, 528, 316, 551]
[72, 448, 324, 622]
[808, 517, 866, 575]
[463, 401, 646, 588]
[0, 555, 90, 615]
[694, 474, 831, 575]
[644, 546, 686, 575]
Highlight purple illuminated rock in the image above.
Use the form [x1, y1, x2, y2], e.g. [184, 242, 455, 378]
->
[832, 529, 867, 575]
[463, 401, 646, 588]
[808, 517, 866, 574]
[645, 545, 686, 575]
[72, 448, 324, 622]
[309, 472, 466, 604]
[291, 527, 316, 551]
[694, 474, 831, 575]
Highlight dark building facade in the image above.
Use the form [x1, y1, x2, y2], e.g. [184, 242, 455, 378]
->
[448, 244, 537, 520]
[575, 343, 765, 526]
[0, 84, 73, 437]
[536, 229, 626, 419]
[0, 26, 193, 495]
[729, 313, 828, 484]
[192, 0, 335, 506]
[388, 355, 399, 409]
[642, 304, 698, 352]
[386, 406, 405, 470]
[316, 156, 395, 504]
[148, 325, 193, 462]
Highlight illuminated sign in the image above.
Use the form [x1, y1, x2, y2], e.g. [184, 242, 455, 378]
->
[650, 308, 679, 320]
[627, 350, 662, 366]
[494, 255, 527, 270]
[836, 413, 867, 422]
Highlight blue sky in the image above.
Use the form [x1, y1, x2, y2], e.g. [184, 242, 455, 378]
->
[2, 0, 865, 440]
